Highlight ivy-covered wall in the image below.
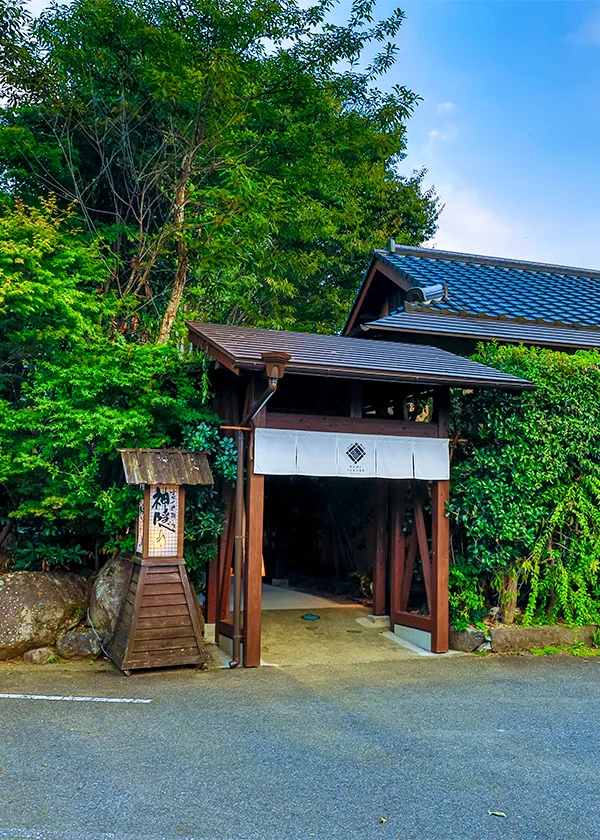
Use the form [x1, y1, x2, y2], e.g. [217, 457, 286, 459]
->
[449, 343, 600, 630]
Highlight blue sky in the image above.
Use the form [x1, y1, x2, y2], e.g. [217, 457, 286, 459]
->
[27, 0, 600, 268]
[363, 0, 600, 267]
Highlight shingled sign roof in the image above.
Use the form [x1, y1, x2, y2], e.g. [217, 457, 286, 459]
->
[119, 449, 213, 485]
[374, 246, 600, 328]
[187, 322, 534, 391]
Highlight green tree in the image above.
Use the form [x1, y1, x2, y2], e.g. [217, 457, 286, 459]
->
[0, 0, 438, 341]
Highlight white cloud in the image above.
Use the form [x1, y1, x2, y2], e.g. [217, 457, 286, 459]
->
[425, 123, 460, 156]
[436, 101, 455, 114]
[425, 182, 538, 260]
[566, 12, 600, 45]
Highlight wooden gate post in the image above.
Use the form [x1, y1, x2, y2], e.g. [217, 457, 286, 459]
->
[371, 479, 389, 617]
[431, 479, 450, 653]
[243, 410, 266, 668]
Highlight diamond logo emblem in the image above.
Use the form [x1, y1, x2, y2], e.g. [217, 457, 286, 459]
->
[346, 442, 366, 464]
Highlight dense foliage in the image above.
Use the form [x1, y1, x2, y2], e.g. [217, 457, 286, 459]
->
[449, 344, 600, 629]
[0, 201, 234, 578]
[0, 0, 438, 580]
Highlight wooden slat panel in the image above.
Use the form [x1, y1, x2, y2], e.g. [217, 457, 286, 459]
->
[125, 592, 137, 608]
[140, 594, 187, 606]
[136, 615, 192, 630]
[139, 604, 189, 618]
[147, 565, 183, 575]
[131, 637, 197, 653]
[134, 625, 194, 641]
[143, 572, 181, 584]
[124, 653, 202, 669]
[142, 583, 184, 596]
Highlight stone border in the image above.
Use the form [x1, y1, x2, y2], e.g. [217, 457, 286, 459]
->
[450, 624, 598, 653]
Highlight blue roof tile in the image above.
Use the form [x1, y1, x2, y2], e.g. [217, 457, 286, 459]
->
[377, 249, 600, 328]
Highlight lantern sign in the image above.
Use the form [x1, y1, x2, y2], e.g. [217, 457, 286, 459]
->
[111, 449, 213, 673]
[147, 484, 179, 556]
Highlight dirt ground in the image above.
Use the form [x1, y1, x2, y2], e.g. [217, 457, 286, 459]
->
[259, 606, 420, 666]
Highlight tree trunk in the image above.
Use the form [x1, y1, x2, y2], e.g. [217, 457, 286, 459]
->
[157, 233, 188, 345]
[501, 572, 519, 624]
[156, 132, 199, 345]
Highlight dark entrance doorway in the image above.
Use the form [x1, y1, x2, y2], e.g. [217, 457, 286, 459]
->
[263, 476, 372, 602]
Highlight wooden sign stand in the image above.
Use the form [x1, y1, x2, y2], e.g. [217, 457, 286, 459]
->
[109, 454, 211, 672]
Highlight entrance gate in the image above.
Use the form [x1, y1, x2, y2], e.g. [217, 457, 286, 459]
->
[187, 322, 532, 666]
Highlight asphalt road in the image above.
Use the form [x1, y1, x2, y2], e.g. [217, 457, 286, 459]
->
[0, 654, 599, 840]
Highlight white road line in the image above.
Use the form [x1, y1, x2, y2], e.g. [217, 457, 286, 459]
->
[0, 693, 152, 704]
[0, 830, 203, 840]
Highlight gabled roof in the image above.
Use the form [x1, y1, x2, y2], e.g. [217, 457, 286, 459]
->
[344, 245, 600, 338]
[187, 322, 534, 392]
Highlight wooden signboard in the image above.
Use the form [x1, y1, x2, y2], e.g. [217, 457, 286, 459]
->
[108, 451, 212, 672]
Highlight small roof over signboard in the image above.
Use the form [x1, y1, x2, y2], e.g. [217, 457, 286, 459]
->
[186, 322, 534, 392]
[119, 449, 213, 486]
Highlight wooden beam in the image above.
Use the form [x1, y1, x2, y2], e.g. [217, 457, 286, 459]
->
[399, 529, 417, 611]
[371, 480, 389, 616]
[389, 481, 407, 621]
[266, 413, 439, 438]
[208, 482, 232, 626]
[435, 387, 451, 438]
[394, 611, 432, 632]
[431, 479, 450, 653]
[350, 381, 363, 418]
[243, 386, 266, 668]
[412, 482, 432, 609]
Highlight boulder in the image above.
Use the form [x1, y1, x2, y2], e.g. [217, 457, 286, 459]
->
[0, 572, 89, 660]
[23, 646, 55, 665]
[88, 555, 132, 643]
[449, 627, 488, 652]
[56, 629, 100, 659]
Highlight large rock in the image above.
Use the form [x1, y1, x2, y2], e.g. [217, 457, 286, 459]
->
[88, 555, 132, 643]
[23, 646, 54, 665]
[56, 629, 100, 659]
[0, 572, 89, 660]
[490, 624, 596, 653]
[449, 627, 488, 652]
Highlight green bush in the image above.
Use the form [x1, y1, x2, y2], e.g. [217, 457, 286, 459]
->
[450, 343, 600, 628]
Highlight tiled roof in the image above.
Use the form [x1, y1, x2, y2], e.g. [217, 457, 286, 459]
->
[363, 311, 600, 350]
[377, 246, 600, 328]
[187, 322, 534, 391]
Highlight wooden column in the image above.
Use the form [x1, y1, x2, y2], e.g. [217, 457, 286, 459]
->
[430, 479, 450, 653]
[371, 479, 389, 616]
[205, 554, 218, 625]
[243, 404, 266, 668]
[389, 481, 407, 624]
